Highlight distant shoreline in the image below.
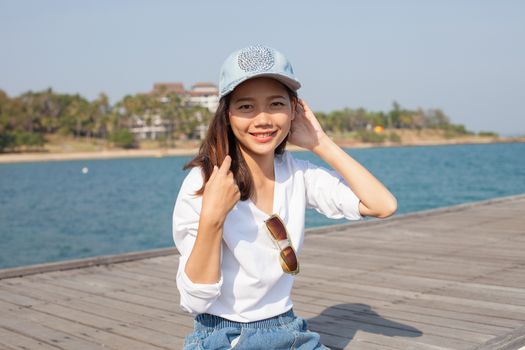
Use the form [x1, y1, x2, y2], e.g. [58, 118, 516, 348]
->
[1, 137, 524, 164]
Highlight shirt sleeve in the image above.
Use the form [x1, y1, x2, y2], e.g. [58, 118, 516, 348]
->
[172, 167, 223, 315]
[295, 156, 363, 221]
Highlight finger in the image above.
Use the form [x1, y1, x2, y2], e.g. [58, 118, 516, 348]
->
[218, 155, 232, 175]
[295, 101, 306, 116]
[299, 99, 310, 112]
[208, 165, 218, 180]
[294, 103, 303, 115]
[299, 99, 316, 121]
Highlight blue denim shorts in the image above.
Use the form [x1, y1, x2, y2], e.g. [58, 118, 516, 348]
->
[183, 308, 330, 349]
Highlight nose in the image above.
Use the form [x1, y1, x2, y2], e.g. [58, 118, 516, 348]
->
[253, 111, 273, 127]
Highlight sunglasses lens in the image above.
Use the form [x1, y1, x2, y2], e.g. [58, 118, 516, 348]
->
[266, 216, 287, 241]
[266, 214, 299, 274]
[281, 247, 298, 272]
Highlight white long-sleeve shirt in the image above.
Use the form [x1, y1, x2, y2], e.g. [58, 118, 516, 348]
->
[172, 150, 363, 322]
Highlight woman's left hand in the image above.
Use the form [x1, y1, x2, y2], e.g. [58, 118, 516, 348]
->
[287, 99, 328, 151]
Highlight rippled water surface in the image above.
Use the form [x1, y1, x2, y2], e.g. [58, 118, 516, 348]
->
[1, 142, 524, 269]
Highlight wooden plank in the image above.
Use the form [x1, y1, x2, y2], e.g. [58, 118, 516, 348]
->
[26, 274, 187, 322]
[296, 271, 525, 317]
[303, 239, 523, 266]
[0, 293, 179, 349]
[291, 292, 514, 337]
[0, 327, 63, 350]
[0, 193, 523, 350]
[429, 284, 525, 306]
[399, 297, 525, 324]
[86, 266, 177, 289]
[0, 282, 192, 338]
[116, 262, 178, 281]
[0, 247, 177, 280]
[322, 272, 525, 320]
[294, 274, 525, 317]
[0, 299, 171, 349]
[6, 277, 192, 328]
[0, 301, 111, 350]
[473, 324, 525, 350]
[294, 308, 480, 350]
[343, 331, 456, 350]
[15, 274, 190, 319]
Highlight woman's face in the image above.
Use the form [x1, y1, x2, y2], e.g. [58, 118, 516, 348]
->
[228, 77, 295, 160]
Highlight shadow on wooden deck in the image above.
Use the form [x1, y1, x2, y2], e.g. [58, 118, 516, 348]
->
[308, 303, 422, 348]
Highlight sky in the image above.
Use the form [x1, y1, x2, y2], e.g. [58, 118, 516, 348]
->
[1, 0, 524, 136]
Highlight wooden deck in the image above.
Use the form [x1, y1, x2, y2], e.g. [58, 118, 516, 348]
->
[1, 194, 525, 350]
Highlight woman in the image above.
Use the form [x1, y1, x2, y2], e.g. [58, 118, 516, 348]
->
[173, 44, 397, 349]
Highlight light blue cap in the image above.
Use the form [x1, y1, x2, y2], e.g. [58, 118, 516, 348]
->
[218, 44, 301, 100]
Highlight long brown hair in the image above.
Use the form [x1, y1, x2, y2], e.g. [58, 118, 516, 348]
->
[183, 83, 298, 201]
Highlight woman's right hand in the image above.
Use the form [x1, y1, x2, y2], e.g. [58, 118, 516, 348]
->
[201, 155, 240, 225]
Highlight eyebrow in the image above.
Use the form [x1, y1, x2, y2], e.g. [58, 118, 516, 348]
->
[232, 95, 287, 104]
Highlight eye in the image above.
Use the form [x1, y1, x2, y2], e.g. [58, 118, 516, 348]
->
[238, 104, 253, 110]
[271, 101, 285, 107]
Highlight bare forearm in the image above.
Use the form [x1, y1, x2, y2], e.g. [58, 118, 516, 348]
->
[183, 155, 239, 284]
[312, 135, 397, 217]
[184, 216, 223, 284]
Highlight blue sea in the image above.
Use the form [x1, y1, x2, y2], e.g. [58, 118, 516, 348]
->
[1, 142, 524, 270]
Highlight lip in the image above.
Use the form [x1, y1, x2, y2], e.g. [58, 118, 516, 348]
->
[250, 130, 277, 143]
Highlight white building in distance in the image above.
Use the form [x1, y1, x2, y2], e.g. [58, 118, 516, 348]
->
[129, 82, 218, 140]
[187, 82, 219, 112]
[151, 82, 219, 112]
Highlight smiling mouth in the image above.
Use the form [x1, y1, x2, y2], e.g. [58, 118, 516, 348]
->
[250, 131, 277, 138]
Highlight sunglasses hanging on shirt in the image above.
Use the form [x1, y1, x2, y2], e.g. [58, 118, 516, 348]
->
[264, 214, 300, 275]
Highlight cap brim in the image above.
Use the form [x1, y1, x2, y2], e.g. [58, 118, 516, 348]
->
[249, 72, 301, 91]
[220, 72, 301, 99]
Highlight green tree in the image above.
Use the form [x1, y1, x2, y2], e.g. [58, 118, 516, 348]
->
[387, 101, 401, 129]
[109, 129, 136, 149]
[90, 93, 111, 140]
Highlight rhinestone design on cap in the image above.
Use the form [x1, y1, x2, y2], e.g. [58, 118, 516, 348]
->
[237, 45, 275, 72]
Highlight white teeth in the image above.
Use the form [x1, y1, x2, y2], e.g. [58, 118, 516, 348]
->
[252, 131, 275, 137]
